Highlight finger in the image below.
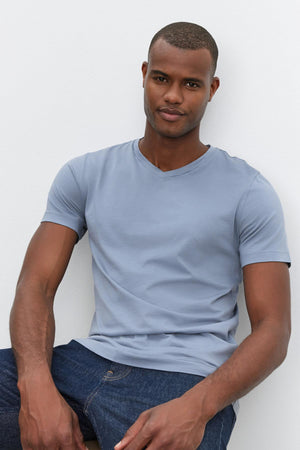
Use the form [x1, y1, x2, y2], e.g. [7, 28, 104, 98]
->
[116, 422, 153, 450]
[114, 412, 149, 449]
[71, 412, 86, 449]
[119, 430, 152, 450]
[73, 423, 85, 447]
[144, 436, 179, 450]
[61, 444, 88, 450]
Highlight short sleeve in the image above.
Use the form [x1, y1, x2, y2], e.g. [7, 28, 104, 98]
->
[236, 173, 291, 268]
[41, 162, 87, 240]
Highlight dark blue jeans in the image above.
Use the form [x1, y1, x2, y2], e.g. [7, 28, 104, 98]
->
[0, 340, 236, 449]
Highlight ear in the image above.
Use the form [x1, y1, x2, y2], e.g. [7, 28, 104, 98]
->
[142, 61, 148, 88]
[209, 77, 220, 102]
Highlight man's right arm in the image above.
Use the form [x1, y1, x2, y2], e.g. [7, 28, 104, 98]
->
[10, 221, 87, 449]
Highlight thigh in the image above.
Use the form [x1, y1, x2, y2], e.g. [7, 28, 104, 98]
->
[85, 363, 236, 450]
[199, 404, 236, 450]
[0, 348, 22, 449]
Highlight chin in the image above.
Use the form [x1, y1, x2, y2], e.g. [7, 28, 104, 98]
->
[147, 115, 196, 139]
[156, 127, 192, 139]
[159, 132, 186, 139]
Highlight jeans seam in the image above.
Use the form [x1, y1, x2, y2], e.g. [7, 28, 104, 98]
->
[83, 377, 105, 416]
[85, 408, 104, 450]
[218, 414, 224, 450]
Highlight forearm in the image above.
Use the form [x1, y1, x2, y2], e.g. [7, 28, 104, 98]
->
[10, 289, 86, 449]
[182, 321, 290, 420]
[10, 282, 55, 383]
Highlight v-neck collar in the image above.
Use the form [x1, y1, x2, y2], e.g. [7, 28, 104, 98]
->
[133, 138, 214, 178]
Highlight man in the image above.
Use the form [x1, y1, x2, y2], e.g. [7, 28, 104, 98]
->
[0, 22, 290, 450]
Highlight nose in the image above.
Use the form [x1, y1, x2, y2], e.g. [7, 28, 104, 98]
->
[164, 82, 183, 104]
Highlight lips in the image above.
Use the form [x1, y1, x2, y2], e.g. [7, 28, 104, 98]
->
[157, 107, 185, 122]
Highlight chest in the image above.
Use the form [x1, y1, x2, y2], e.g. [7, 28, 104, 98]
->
[85, 172, 239, 255]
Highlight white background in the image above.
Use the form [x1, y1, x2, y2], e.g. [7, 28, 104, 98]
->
[0, 1, 299, 449]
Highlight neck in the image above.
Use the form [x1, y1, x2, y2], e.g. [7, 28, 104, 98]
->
[139, 123, 208, 172]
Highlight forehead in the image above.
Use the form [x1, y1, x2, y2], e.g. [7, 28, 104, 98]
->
[148, 39, 213, 78]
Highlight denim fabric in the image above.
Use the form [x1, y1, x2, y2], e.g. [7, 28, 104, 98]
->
[0, 340, 236, 449]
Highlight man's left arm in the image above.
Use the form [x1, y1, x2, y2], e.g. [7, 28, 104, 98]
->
[115, 261, 291, 450]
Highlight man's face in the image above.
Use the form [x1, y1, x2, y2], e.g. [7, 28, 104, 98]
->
[142, 39, 219, 139]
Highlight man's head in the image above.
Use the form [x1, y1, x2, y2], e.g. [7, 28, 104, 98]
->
[142, 22, 220, 139]
[148, 22, 218, 76]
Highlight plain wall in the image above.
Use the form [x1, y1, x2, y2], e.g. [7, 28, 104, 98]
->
[1, 1, 299, 448]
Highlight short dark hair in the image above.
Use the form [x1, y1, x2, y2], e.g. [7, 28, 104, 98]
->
[148, 22, 218, 74]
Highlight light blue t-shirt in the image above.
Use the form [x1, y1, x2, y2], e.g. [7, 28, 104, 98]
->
[42, 139, 290, 377]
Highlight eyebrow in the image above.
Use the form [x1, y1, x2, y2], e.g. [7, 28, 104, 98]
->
[150, 70, 169, 77]
[150, 69, 202, 83]
[184, 77, 202, 83]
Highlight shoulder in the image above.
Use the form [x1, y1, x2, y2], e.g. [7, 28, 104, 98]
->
[66, 139, 137, 175]
[208, 147, 264, 204]
[212, 147, 259, 181]
[211, 146, 284, 201]
[48, 139, 136, 200]
[209, 147, 284, 216]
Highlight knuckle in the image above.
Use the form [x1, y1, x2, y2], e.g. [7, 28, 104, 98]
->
[139, 409, 150, 419]
[148, 417, 160, 432]
[158, 435, 172, 448]
[41, 437, 55, 447]
[143, 422, 157, 438]
[58, 430, 74, 445]
[41, 429, 73, 447]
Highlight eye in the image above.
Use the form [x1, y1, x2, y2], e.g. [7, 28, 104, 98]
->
[154, 76, 167, 83]
[185, 81, 200, 89]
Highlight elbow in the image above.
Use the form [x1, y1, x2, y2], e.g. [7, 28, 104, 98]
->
[253, 318, 291, 369]
[274, 324, 291, 367]
[280, 327, 291, 363]
[14, 276, 55, 305]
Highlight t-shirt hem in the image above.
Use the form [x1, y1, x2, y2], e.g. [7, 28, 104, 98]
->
[240, 252, 291, 268]
[75, 337, 216, 377]
[41, 214, 85, 239]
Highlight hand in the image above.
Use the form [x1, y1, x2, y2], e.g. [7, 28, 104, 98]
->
[114, 396, 208, 450]
[18, 374, 87, 449]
